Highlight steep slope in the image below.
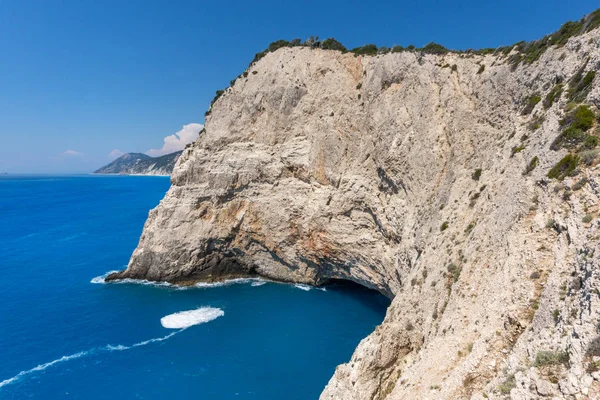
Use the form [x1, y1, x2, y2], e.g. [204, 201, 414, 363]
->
[94, 151, 182, 175]
[108, 26, 600, 399]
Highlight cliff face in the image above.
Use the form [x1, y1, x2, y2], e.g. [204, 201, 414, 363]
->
[109, 29, 600, 398]
[94, 151, 182, 175]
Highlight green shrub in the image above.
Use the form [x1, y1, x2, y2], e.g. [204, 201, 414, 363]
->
[523, 156, 539, 175]
[534, 350, 569, 367]
[321, 38, 347, 52]
[391, 45, 404, 53]
[251, 50, 268, 64]
[511, 145, 525, 157]
[580, 149, 599, 166]
[552, 106, 597, 150]
[566, 105, 595, 131]
[583, 214, 593, 223]
[451, 64, 458, 72]
[548, 154, 580, 180]
[465, 222, 476, 234]
[543, 84, 563, 109]
[422, 42, 448, 54]
[440, 221, 449, 231]
[472, 168, 482, 180]
[267, 39, 291, 52]
[522, 94, 541, 115]
[568, 70, 596, 102]
[551, 127, 587, 150]
[549, 21, 583, 46]
[447, 263, 461, 282]
[356, 82, 362, 90]
[211, 89, 224, 104]
[477, 64, 485, 74]
[351, 44, 378, 56]
[498, 374, 516, 394]
[501, 10, 599, 68]
[528, 114, 545, 131]
[583, 135, 599, 149]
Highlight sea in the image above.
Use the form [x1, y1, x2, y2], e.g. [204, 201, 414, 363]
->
[0, 175, 389, 399]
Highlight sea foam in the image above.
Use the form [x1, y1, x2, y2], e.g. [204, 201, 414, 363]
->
[0, 330, 186, 390]
[92, 271, 267, 289]
[0, 312, 221, 389]
[91, 270, 176, 288]
[90, 270, 121, 284]
[293, 283, 312, 291]
[160, 307, 224, 329]
[0, 350, 90, 388]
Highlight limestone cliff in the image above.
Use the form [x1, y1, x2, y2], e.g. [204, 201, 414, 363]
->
[109, 23, 600, 399]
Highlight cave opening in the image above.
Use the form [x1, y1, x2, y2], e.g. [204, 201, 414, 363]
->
[320, 278, 392, 309]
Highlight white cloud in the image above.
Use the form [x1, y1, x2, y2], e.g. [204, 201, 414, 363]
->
[61, 150, 83, 157]
[146, 123, 203, 157]
[108, 149, 125, 159]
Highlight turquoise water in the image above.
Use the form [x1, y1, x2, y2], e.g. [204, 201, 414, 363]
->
[0, 175, 388, 399]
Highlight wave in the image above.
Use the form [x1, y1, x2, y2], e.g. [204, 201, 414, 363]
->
[193, 277, 267, 288]
[0, 316, 217, 389]
[103, 330, 182, 351]
[160, 307, 224, 329]
[292, 283, 327, 292]
[90, 271, 175, 288]
[92, 271, 273, 290]
[294, 283, 312, 291]
[0, 350, 91, 389]
[92, 271, 328, 292]
[90, 270, 121, 284]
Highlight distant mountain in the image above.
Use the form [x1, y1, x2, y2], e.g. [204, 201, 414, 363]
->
[94, 151, 182, 175]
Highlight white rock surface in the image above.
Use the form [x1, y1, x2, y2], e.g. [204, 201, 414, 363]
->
[110, 29, 600, 399]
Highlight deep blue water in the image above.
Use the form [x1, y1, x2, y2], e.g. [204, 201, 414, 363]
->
[0, 175, 388, 399]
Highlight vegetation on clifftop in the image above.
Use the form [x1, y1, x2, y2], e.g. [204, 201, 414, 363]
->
[204, 8, 600, 119]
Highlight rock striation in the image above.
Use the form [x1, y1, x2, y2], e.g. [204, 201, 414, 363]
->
[94, 151, 182, 176]
[109, 22, 600, 399]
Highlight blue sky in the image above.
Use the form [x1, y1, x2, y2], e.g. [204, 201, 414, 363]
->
[0, 0, 598, 173]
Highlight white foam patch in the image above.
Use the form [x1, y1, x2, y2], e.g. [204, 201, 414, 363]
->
[294, 283, 312, 291]
[90, 270, 120, 284]
[92, 271, 268, 290]
[160, 307, 224, 329]
[91, 270, 176, 288]
[112, 278, 174, 288]
[193, 277, 266, 288]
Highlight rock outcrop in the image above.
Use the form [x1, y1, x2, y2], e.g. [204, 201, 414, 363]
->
[94, 151, 182, 176]
[109, 24, 600, 399]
